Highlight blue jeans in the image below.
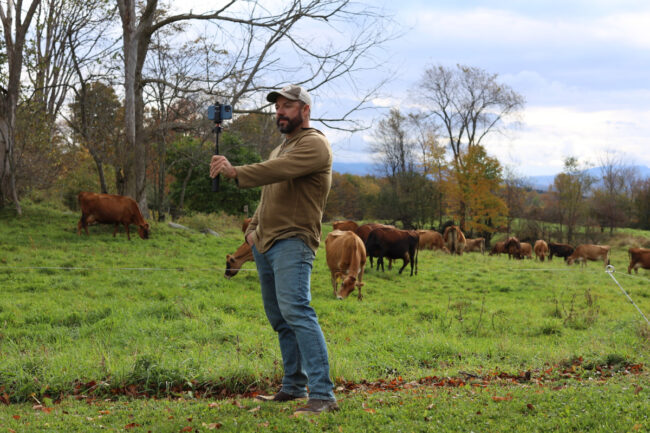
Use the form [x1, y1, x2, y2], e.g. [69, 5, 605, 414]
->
[251, 238, 335, 401]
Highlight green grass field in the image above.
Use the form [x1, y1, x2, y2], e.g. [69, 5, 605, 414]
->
[1, 201, 649, 432]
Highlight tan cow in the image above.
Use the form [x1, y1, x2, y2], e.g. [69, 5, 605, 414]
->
[628, 247, 650, 274]
[533, 239, 548, 262]
[417, 230, 448, 253]
[224, 241, 254, 279]
[489, 241, 505, 256]
[520, 242, 533, 259]
[464, 237, 485, 254]
[567, 244, 611, 268]
[443, 225, 466, 255]
[326, 230, 366, 300]
[534, 240, 549, 262]
[332, 220, 359, 232]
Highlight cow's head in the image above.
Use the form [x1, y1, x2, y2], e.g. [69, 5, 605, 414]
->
[336, 275, 364, 300]
[566, 256, 575, 265]
[224, 254, 239, 279]
[138, 223, 150, 239]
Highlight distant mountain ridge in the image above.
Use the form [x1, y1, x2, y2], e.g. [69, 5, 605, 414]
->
[332, 161, 650, 191]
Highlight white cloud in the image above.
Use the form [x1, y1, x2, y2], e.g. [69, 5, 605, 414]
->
[484, 106, 650, 175]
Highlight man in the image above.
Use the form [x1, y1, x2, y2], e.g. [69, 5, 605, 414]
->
[209, 84, 338, 415]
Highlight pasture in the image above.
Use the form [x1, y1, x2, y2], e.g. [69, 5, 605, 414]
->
[1, 201, 649, 432]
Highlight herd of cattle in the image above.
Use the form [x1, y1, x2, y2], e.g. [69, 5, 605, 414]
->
[73, 192, 650, 300]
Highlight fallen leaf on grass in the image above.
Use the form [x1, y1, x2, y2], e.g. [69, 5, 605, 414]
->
[258, 422, 270, 428]
[633, 424, 643, 431]
[634, 386, 643, 395]
[208, 402, 219, 408]
[124, 423, 141, 429]
[12, 415, 20, 420]
[180, 427, 193, 432]
[248, 406, 261, 413]
[363, 408, 376, 414]
[527, 404, 535, 411]
[1, 393, 10, 405]
[99, 410, 110, 415]
[491, 394, 513, 402]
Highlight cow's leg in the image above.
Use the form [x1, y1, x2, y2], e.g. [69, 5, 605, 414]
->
[124, 223, 131, 240]
[331, 273, 338, 297]
[398, 257, 408, 274]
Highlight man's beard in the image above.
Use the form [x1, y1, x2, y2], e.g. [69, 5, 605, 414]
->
[276, 112, 303, 134]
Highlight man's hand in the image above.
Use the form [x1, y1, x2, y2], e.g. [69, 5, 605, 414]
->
[246, 232, 254, 246]
[210, 155, 237, 179]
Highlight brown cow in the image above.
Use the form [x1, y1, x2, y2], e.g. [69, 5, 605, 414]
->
[77, 191, 149, 240]
[224, 241, 254, 279]
[567, 244, 611, 268]
[534, 240, 549, 262]
[520, 242, 533, 259]
[443, 225, 466, 255]
[628, 247, 650, 274]
[332, 220, 359, 232]
[489, 241, 505, 256]
[365, 227, 419, 276]
[464, 237, 485, 254]
[504, 237, 521, 259]
[548, 242, 575, 261]
[325, 230, 366, 300]
[417, 230, 448, 253]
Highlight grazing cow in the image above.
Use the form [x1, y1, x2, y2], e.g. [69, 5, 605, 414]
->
[417, 230, 448, 253]
[225, 241, 254, 278]
[332, 220, 359, 232]
[489, 241, 506, 256]
[325, 230, 366, 300]
[628, 247, 650, 274]
[364, 227, 419, 276]
[77, 191, 149, 240]
[504, 237, 522, 260]
[520, 242, 533, 259]
[548, 242, 575, 262]
[464, 237, 485, 254]
[443, 225, 466, 255]
[534, 240, 549, 262]
[566, 244, 611, 268]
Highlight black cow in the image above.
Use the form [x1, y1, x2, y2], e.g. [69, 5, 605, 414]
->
[548, 242, 575, 261]
[364, 227, 419, 276]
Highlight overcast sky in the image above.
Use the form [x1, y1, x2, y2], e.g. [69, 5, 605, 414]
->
[323, 0, 650, 176]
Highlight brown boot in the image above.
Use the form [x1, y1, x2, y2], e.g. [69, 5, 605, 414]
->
[256, 391, 306, 402]
[293, 399, 340, 416]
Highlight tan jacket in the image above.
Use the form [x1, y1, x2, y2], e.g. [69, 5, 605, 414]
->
[235, 128, 332, 253]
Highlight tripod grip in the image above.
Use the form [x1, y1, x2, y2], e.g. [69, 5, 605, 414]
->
[212, 175, 220, 192]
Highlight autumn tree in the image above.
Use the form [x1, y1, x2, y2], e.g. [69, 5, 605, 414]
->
[413, 64, 524, 230]
[445, 145, 506, 240]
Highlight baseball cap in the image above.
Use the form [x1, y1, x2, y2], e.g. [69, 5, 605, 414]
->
[266, 84, 312, 106]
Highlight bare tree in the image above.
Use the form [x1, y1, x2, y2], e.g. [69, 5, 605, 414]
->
[0, 0, 40, 214]
[590, 152, 637, 234]
[413, 64, 524, 229]
[115, 0, 396, 217]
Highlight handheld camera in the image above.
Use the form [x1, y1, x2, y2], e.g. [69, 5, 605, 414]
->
[208, 102, 232, 192]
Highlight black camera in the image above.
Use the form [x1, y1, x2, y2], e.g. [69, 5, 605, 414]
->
[208, 102, 232, 123]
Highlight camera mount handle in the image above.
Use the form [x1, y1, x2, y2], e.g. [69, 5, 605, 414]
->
[211, 123, 222, 192]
